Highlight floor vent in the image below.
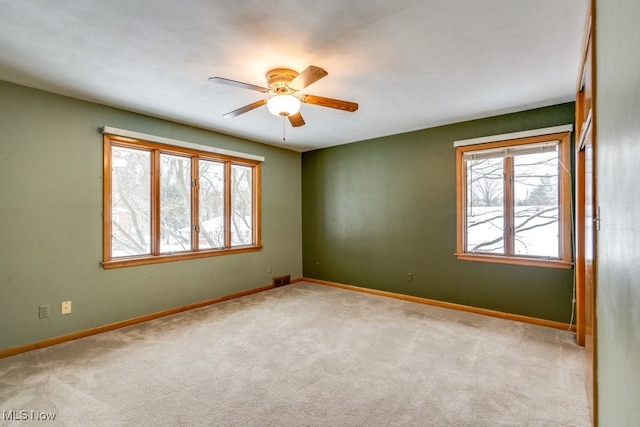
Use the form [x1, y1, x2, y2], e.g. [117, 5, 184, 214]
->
[273, 275, 291, 287]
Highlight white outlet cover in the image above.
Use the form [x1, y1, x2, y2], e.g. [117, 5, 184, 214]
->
[62, 301, 72, 315]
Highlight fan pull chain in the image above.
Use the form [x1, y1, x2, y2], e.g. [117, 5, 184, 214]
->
[282, 116, 286, 142]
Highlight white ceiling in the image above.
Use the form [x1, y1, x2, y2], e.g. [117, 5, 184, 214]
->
[0, 0, 588, 152]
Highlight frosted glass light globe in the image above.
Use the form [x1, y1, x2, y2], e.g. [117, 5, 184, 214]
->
[267, 95, 301, 117]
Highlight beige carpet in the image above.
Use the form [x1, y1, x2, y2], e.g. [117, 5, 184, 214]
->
[0, 282, 590, 426]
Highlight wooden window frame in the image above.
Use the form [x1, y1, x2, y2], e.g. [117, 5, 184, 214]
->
[103, 134, 262, 269]
[455, 132, 573, 269]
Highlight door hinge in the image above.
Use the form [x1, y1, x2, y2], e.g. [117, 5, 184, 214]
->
[594, 206, 601, 231]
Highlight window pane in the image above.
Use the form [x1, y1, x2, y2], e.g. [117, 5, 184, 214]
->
[160, 154, 192, 253]
[199, 160, 225, 249]
[466, 158, 504, 254]
[111, 146, 151, 257]
[513, 150, 559, 258]
[231, 165, 253, 246]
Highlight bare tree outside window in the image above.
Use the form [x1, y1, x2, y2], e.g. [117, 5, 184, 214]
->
[160, 154, 192, 253]
[466, 157, 505, 254]
[199, 160, 225, 249]
[111, 146, 151, 257]
[513, 151, 559, 258]
[465, 150, 560, 257]
[231, 165, 253, 246]
[465, 149, 560, 258]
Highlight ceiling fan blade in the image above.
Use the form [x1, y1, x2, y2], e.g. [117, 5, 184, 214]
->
[209, 77, 269, 93]
[289, 66, 328, 91]
[300, 94, 358, 112]
[222, 99, 268, 118]
[288, 112, 305, 127]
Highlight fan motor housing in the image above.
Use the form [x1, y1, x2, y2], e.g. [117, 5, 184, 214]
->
[266, 68, 298, 93]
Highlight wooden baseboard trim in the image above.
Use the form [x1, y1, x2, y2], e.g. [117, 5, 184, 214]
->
[0, 281, 298, 360]
[303, 277, 576, 332]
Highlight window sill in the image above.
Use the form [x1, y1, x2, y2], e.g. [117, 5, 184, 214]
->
[103, 245, 263, 269]
[454, 253, 573, 270]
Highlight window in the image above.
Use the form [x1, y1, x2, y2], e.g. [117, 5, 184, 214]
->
[455, 132, 572, 269]
[103, 134, 261, 268]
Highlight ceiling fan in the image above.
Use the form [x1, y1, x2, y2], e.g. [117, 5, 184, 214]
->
[209, 66, 358, 127]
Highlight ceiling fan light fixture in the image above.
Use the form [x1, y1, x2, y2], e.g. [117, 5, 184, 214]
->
[211, 65, 357, 127]
[267, 95, 300, 117]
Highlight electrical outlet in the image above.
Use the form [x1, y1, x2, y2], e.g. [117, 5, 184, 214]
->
[61, 301, 72, 315]
[39, 304, 50, 319]
[408, 273, 414, 282]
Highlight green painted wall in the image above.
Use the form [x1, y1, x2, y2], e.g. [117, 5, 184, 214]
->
[302, 103, 575, 322]
[595, 0, 640, 424]
[0, 81, 302, 351]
